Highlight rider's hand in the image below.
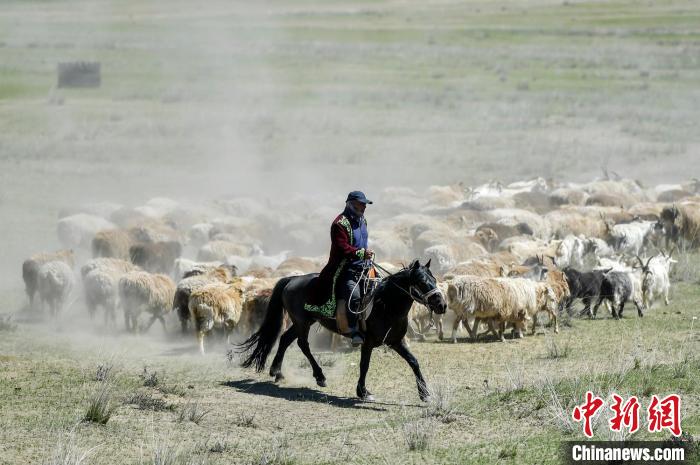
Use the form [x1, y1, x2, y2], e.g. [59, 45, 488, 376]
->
[365, 249, 375, 260]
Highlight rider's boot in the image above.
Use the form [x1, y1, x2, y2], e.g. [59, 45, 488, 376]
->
[346, 299, 364, 347]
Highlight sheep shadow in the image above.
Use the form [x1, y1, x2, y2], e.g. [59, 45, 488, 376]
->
[221, 378, 392, 411]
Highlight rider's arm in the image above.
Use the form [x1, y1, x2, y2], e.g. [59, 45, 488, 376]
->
[331, 222, 367, 260]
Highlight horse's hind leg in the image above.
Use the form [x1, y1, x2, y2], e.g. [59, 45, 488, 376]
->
[390, 340, 429, 401]
[269, 325, 298, 382]
[296, 325, 326, 387]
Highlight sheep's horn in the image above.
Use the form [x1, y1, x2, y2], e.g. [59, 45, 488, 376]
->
[635, 255, 645, 269]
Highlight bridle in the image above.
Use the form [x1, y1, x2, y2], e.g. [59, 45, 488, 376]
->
[373, 261, 443, 311]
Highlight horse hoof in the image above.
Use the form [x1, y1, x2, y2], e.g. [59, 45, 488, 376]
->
[274, 373, 285, 383]
[316, 378, 327, 388]
[362, 394, 375, 402]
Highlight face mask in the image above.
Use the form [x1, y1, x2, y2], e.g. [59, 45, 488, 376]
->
[346, 201, 363, 218]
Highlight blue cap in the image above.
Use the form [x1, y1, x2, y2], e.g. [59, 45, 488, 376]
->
[346, 191, 373, 204]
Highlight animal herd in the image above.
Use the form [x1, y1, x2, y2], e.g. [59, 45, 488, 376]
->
[21, 174, 700, 355]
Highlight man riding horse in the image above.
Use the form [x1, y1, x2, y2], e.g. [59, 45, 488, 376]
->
[238, 191, 447, 401]
[306, 190, 374, 346]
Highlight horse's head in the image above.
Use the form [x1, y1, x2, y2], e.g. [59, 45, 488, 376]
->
[408, 259, 447, 314]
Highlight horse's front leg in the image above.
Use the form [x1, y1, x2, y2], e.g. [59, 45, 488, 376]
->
[296, 325, 327, 387]
[390, 341, 429, 401]
[356, 344, 374, 401]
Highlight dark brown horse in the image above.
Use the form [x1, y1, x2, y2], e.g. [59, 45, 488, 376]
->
[237, 259, 446, 401]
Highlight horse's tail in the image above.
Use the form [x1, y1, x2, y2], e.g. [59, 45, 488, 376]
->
[238, 276, 293, 372]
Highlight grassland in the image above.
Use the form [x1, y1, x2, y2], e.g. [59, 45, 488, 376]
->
[0, 278, 698, 464]
[1, 1, 700, 463]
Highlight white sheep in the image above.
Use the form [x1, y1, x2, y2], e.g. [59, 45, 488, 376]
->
[56, 213, 115, 249]
[82, 258, 140, 325]
[37, 261, 75, 317]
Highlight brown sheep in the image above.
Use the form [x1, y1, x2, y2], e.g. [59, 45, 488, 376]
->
[240, 287, 273, 337]
[119, 271, 176, 333]
[660, 203, 700, 248]
[476, 222, 532, 243]
[189, 280, 245, 354]
[91, 227, 155, 260]
[173, 266, 237, 333]
[129, 241, 182, 274]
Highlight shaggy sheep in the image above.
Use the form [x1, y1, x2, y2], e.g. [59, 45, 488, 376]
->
[407, 282, 448, 341]
[239, 286, 274, 337]
[274, 256, 322, 277]
[446, 276, 557, 341]
[91, 227, 155, 260]
[499, 236, 559, 263]
[173, 258, 224, 280]
[549, 188, 589, 207]
[188, 280, 245, 354]
[119, 271, 176, 333]
[226, 250, 290, 276]
[57, 213, 115, 248]
[22, 249, 74, 307]
[423, 241, 488, 275]
[488, 208, 550, 239]
[545, 208, 606, 239]
[37, 261, 75, 317]
[197, 240, 255, 262]
[426, 184, 466, 208]
[129, 241, 182, 274]
[659, 203, 700, 249]
[173, 266, 237, 332]
[82, 258, 139, 325]
[544, 269, 571, 317]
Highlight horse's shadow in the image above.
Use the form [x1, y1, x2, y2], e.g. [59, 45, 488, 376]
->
[221, 378, 392, 412]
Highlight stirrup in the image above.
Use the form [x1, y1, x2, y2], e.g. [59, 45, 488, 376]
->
[350, 331, 364, 347]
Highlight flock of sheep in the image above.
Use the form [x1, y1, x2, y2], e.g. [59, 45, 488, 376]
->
[21, 174, 700, 355]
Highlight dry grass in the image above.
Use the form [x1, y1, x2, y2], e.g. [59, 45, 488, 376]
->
[83, 383, 116, 425]
[43, 433, 98, 465]
[424, 380, 458, 424]
[125, 392, 175, 412]
[177, 401, 210, 425]
[95, 363, 113, 383]
[670, 248, 700, 283]
[234, 411, 257, 428]
[141, 366, 159, 387]
[544, 334, 572, 359]
[254, 439, 295, 465]
[150, 438, 206, 465]
[401, 417, 435, 451]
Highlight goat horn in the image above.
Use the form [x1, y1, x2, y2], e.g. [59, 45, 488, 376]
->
[645, 255, 655, 269]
